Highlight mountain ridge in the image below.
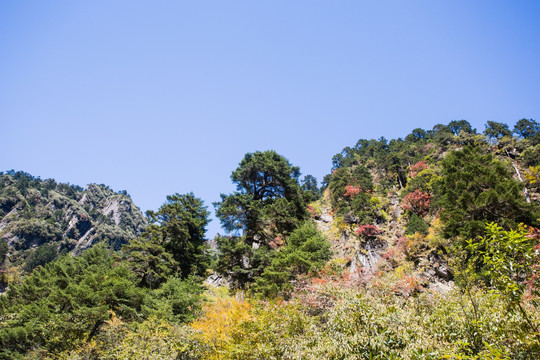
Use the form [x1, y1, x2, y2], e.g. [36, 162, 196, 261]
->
[0, 171, 147, 269]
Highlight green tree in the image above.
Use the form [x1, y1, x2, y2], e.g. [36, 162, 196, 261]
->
[23, 243, 57, 272]
[143, 276, 204, 324]
[464, 223, 540, 337]
[404, 128, 429, 143]
[328, 165, 375, 222]
[122, 235, 178, 288]
[0, 245, 146, 357]
[435, 145, 537, 241]
[404, 213, 429, 236]
[301, 174, 321, 203]
[144, 193, 210, 279]
[484, 121, 512, 141]
[0, 239, 7, 265]
[215, 151, 306, 246]
[214, 235, 256, 288]
[448, 119, 475, 136]
[521, 144, 540, 166]
[513, 118, 539, 139]
[214, 151, 307, 289]
[430, 123, 454, 147]
[252, 221, 331, 298]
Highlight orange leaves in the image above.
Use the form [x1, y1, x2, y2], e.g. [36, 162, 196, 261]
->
[401, 190, 431, 215]
[393, 274, 423, 297]
[269, 236, 284, 249]
[344, 184, 363, 198]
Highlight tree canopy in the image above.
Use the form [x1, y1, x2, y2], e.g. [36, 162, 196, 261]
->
[214, 151, 309, 289]
[215, 151, 306, 245]
[125, 193, 210, 284]
[435, 145, 537, 240]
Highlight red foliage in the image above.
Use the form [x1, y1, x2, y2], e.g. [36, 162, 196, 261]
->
[382, 247, 396, 260]
[401, 190, 431, 215]
[291, 263, 371, 314]
[409, 161, 428, 178]
[355, 224, 380, 238]
[344, 184, 363, 198]
[393, 274, 423, 297]
[269, 236, 284, 249]
[525, 226, 540, 241]
[396, 236, 408, 251]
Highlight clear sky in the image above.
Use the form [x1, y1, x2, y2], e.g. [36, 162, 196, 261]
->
[2, 1, 539, 237]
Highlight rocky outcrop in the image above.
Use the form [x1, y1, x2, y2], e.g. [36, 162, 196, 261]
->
[0, 171, 147, 264]
[314, 187, 452, 286]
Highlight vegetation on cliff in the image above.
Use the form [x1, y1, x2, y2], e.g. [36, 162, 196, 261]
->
[1, 118, 540, 359]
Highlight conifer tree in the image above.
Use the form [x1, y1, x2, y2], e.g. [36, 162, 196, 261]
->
[214, 151, 307, 288]
[215, 151, 306, 246]
[435, 145, 537, 240]
[122, 193, 210, 289]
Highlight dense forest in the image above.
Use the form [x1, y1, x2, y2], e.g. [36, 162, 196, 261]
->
[1, 119, 540, 359]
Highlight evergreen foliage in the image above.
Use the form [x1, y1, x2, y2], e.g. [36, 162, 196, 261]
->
[484, 120, 512, 141]
[2, 119, 540, 358]
[214, 151, 308, 289]
[215, 151, 306, 243]
[0, 245, 146, 357]
[0, 240, 7, 265]
[122, 235, 178, 289]
[404, 213, 429, 236]
[0, 245, 205, 358]
[301, 174, 321, 203]
[142, 276, 204, 324]
[252, 221, 331, 298]
[23, 244, 57, 272]
[214, 235, 255, 289]
[435, 145, 537, 240]
[0, 171, 147, 268]
[513, 118, 539, 139]
[447, 119, 475, 136]
[144, 193, 210, 279]
[328, 165, 375, 221]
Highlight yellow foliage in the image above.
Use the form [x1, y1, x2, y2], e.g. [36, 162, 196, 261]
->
[369, 196, 381, 207]
[525, 166, 540, 188]
[113, 318, 188, 360]
[426, 216, 448, 249]
[307, 201, 323, 217]
[191, 298, 251, 360]
[405, 232, 428, 258]
[332, 216, 352, 238]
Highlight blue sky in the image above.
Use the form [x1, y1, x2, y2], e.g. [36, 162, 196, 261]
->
[2, 1, 539, 237]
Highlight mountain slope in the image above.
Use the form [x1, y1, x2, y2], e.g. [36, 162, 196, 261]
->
[0, 171, 147, 268]
[313, 121, 540, 293]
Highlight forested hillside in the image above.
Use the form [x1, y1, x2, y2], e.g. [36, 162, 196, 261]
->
[1, 119, 540, 359]
[0, 171, 146, 280]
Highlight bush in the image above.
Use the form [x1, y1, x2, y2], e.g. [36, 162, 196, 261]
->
[23, 244, 57, 272]
[405, 214, 429, 236]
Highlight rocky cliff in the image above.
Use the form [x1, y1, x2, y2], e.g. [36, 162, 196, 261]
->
[0, 171, 147, 267]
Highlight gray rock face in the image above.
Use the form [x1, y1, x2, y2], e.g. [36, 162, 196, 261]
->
[0, 172, 147, 263]
[205, 273, 229, 288]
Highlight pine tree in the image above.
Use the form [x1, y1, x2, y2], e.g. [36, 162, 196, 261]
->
[214, 151, 308, 289]
[435, 145, 538, 240]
